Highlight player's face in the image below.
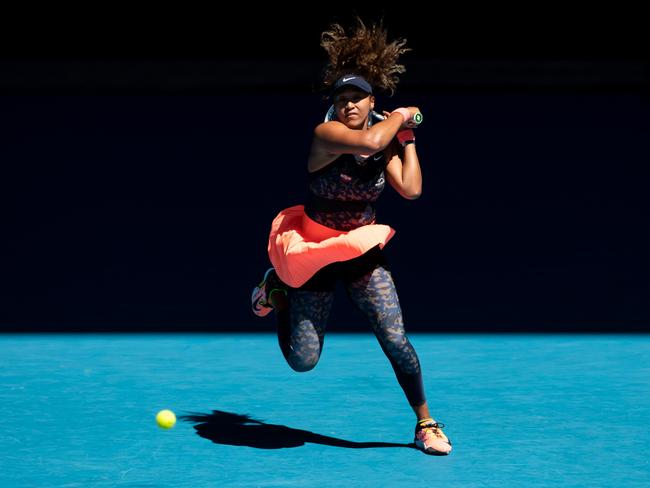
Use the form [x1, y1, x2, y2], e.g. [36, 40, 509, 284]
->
[333, 88, 375, 129]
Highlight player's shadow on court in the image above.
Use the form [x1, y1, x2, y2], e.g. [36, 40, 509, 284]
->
[181, 410, 415, 450]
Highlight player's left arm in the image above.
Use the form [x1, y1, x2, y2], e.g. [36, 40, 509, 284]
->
[384, 138, 422, 200]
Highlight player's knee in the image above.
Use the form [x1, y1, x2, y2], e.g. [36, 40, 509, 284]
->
[287, 354, 319, 372]
[382, 331, 406, 350]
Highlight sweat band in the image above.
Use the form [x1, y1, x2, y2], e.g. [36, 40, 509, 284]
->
[396, 129, 415, 146]
[391, 108, 411, 125]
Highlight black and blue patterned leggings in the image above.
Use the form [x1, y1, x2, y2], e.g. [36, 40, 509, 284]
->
[275, 246, 426, 407]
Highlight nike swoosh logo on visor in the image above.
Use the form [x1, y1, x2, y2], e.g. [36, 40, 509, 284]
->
[342, 76, 356, 82]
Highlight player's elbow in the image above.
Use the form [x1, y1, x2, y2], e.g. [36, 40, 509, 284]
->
[402, 184, 422, 200]
[365, 133, 385, 153]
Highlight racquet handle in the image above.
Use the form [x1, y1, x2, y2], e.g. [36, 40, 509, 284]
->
[411, 112, 423, 126]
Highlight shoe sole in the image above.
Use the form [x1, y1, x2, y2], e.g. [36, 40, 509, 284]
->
[414, 439, 452, 456]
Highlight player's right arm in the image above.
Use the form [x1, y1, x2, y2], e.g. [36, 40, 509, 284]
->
[307, 107, 419, 173]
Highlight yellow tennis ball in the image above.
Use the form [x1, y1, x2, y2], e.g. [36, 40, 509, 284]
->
[156, 409, 176, 429]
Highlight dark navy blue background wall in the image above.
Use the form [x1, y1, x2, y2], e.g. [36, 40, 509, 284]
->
[1, 8, 647, 331]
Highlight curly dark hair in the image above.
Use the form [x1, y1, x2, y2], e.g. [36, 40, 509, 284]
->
[320, 17, 410, 96]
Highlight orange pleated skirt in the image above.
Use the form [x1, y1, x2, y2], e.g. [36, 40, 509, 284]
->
[267, 204, 396, 288]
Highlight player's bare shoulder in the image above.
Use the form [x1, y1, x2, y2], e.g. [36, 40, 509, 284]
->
[313, 119, 347, 141]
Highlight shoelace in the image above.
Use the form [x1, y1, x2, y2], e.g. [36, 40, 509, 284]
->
[418, 422, 446, 439]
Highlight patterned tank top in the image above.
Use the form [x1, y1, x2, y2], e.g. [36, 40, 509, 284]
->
[304, 152, 388, 231]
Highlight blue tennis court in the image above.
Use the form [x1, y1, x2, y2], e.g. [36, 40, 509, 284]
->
[2, 333, 648, 487]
